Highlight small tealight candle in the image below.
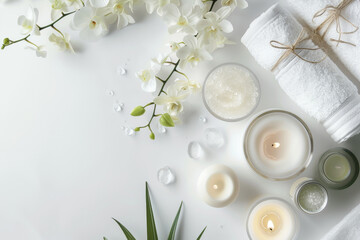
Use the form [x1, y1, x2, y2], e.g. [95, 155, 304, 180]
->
[244, 110, 313, 180]
[247, 198, 298, 240]
[203, 63, 260, 121]
[319, 147, 359, 189]
[197, 164, 239, 208]
[290, 178, 328, 214]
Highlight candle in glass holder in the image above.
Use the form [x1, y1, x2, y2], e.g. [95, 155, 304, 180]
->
[319, 147, 359, 189]
[202, 63, 260, 121]
[244, 110, 313, 180]
[290, 178, 328, 214]
[247, 198, 298, 240]
[197, 164, 239, 208]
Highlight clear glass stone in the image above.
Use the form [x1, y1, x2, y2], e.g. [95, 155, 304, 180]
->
[108, 90, 115, 96]
[122, 126, 135, 136]
[199, 116, 207, 123]
[113, 102, 124, 112]
[157, 121, 167, 134]
[188, 141, 204, 159]
[157, 166, 175, 185]
[204, 128, 225, 149]
[116, 66, 127, 75]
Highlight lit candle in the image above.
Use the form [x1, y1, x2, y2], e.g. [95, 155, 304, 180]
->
[244, 110, 313, 180]
[247, 198, 298, 240]
[203, 63, 260, 121]
[290, 178, 328, 214]
[197, 164, 239, 208]
[319, 148, 359, 189]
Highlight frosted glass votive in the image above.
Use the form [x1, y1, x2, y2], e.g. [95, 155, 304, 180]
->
[244, 110, 313, 180]
[246, 197, 299, 240]
[202, 63, 260, 122]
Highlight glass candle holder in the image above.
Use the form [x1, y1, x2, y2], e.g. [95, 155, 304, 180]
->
[290, 178, 328, 214]
[202, 63, 260, 122]
[318, 147, 359, 189]
[246, 197, 299, 240]
[244, 110, 313, 180]
[197, 164, 240, 208]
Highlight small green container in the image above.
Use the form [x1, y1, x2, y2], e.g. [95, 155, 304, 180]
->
[318, 147, 359, 189]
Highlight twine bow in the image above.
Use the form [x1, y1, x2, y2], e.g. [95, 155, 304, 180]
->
[270, 29, 327, 71]
[313, 0, 359, 47]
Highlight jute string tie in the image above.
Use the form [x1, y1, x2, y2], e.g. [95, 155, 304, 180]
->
[313, 0, 359, 47]
[270, 29, 327, 71]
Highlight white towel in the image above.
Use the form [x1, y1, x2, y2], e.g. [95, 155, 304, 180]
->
[241, 4, 360, 142]
[322, 203, 360, 240]
[287, 0, 360, 82]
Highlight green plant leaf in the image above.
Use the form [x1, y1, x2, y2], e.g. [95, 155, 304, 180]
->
[167, 202, 183, 240]
[146, 182, 158, 240]
[112, 218, 136, 240]
[196, 227, 207, 240]
[131, 106, 146, 116]
[103, 237, 108, 240]
[159, 113, 174, 127]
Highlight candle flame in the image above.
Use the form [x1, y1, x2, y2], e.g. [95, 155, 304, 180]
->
[213, 184, 218, 190]
[272, 142, 280, 148]
[267, 220, 274, 232]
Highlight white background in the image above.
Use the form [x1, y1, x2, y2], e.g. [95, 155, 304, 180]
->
[1, 0, 360, 239]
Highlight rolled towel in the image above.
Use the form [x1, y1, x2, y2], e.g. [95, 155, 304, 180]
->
[241, 4, 360, 142]
[287, 0, 360, 81]
[322, 203, 360, 240]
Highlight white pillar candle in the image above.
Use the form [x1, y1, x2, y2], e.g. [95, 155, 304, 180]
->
[247, 198, 298, 240]
[197, 164, 239, 208]
[203, 63, 260, 121]
[244, 110, 313, 180]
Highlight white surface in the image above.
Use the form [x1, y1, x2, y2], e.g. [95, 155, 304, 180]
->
[1, 1, 360, 240]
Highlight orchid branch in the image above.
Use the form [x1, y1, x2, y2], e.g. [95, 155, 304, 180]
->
[1, 10, 76, 50]
[132, 0, 219, 140]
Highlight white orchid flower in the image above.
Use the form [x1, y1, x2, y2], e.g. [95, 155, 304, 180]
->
[25, 45, 47, 58]
[168, 41, 181, 52]
[145, 0, 179, 16]
[49, 33, 75, 53]
[174, 78, 200, 96]
[221, 0, 248, 10]
[162, 4, 202, 35]
[153, 84, 186, 121]
[49, 0, 68, 21]
[136, 60, 161, 93]
[89, 0, 110, 8]
[152, 53, 170, 65]
[72, 6, 109, 41]
[176, 35, 212, 69]
[196, 6, 233, 51]
[106, 0, 135, 29]
[66, 0, 84, 9]
[17, 6, 40, 36]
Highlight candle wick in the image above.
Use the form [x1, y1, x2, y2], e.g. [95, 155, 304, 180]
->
[272, 142, 280, 148]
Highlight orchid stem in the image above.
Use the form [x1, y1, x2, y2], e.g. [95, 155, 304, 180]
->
[25, 39, 38, 48]
[2, 10, 76, 50]
[175, 70, 189, 80]
[51, 26, 65, 38]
